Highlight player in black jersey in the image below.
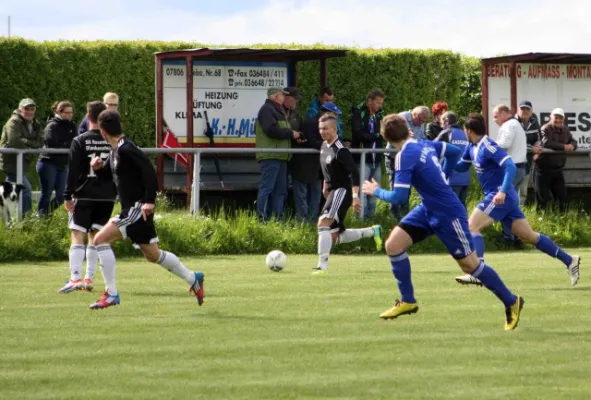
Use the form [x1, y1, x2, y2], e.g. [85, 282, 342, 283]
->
[314, 114, 383, 275]
[59, 101, 115, 294]
[87, 110, 205, 309]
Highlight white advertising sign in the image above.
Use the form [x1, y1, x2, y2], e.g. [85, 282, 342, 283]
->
[486, 63, 591, 149]
[162, 60, 289, 145]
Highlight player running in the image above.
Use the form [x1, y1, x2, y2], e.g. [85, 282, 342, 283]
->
[314, 114, 382, 275]
[87, 110, 204, 309]
[362, 113, 524, 330]
[454, 113, 580, 286]
[59, 101, 115, 293]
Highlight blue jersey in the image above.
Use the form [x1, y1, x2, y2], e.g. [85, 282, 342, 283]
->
[460, 136, 513, 195]
[394, 139, 464, 216]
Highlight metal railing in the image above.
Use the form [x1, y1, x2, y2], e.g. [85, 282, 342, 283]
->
[1, 146, 590, 221]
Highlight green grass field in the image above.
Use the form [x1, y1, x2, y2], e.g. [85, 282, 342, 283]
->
[1, 250, 591, 400]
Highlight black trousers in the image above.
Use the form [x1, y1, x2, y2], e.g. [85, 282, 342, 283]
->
[533, 167, 567, 211]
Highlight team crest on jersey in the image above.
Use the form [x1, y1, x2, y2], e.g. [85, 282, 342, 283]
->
[326, 156, 332, 163]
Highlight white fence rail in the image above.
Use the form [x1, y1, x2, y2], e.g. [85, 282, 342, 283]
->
[1, 147, 589, 221]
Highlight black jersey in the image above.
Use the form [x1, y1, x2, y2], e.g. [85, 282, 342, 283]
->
[320, 139, 360, 191]
[100, 136, 158, 210]
[63, 129, 116, 202]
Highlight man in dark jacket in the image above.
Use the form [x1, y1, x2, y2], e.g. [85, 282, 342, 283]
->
[255, 88, 302, 221]
[515, 101, 542, 205]
[351, 88, 385, 219]
[292, 102, 341, 222]
[533, 108, 576, 211]
[0, 98, 44, 215]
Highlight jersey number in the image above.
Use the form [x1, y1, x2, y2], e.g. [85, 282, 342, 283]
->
[87, 153, 109, 178]
[432, 156, 449, 185]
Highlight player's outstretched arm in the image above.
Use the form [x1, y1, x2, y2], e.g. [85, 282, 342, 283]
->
[455, 144, 472, 173]
[498, 157, 517, 194]
[431, 141, 461, 179]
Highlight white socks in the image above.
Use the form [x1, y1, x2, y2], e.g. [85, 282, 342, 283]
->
[69, 245, 85, 281]
[96, 244, 117, 296]
[337, 227, 374, 244]
[85, 245, 98, 280]
[156, 251, 195, 285]
[317, 226, 333, 270]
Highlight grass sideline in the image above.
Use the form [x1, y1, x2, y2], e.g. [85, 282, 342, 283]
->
[1, 252, 590, 400]
[0, 191, 589, 262]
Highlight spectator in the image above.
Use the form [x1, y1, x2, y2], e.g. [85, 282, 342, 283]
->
[515, 101, 542, 205]
[291, 101, 339, 223]
[534, 108, 576, 211]
[255, 87, 302, 221]
[79, 92, 119, 134]
[0, 98, 44, 215]
[36, 101, 77, 216]
[493, 104, 528, 248]
[425, 101, 449, 140]
[305, 86, 344, 141]
[351, 88, 385, 219]
[400, 106, 430, 140]
[434, 111, 470, 207]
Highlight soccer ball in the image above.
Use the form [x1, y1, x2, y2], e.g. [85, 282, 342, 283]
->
[266, 250, 287, 272]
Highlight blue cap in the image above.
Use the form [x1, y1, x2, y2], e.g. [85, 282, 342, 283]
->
[320, 102, 342, 115]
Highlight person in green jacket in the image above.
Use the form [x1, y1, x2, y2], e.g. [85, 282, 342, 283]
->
[255, 88, 302, 221]
[0, 98, 44, 215]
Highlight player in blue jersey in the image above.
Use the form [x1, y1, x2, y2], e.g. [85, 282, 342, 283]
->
[362, 113, 524, 330]
[454, 113, 580, 287]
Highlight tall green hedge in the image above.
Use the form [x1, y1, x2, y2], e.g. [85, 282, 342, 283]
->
[0, 38, 482, 148]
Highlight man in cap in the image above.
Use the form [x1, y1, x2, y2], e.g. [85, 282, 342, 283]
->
[255, 87, 302, 221]
[515, 101, 542, 205]
[533, 108, 577, 211]
[305, 86, 344, 141]
[0, 98, 44, 215]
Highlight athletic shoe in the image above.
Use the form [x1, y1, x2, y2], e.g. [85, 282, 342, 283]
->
[380, 300, 419, 319]
[312, 267, 327, 275]
[504, 296, 525, 331]
[372, 225, 383, 251]
[189, 272, 205, 306]
[58, 279, 83, 293]
[455, 274, 483, 286]
[83, 278, 93, 292]
[568, 255, 580, 286]
[89, 291, 120, 309]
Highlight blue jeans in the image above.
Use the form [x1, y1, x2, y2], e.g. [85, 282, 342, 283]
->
[502, 166, 526, 240]
[257, 159, 288, 221]
[292, 179, 321, 223]
[6, 173, 33, 215]
[357, 162, 381, 220]
[451, 185, 468, 208]
[36, 159, 67, 215]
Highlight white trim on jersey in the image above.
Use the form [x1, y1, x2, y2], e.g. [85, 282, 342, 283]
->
[483, 201, 496, 215]
[499, 155, 511, 165]
[452, 219, 471, 256]
[395, 152, 402, 171]
[439, 141, 447, 160]
[394, 183, 411, 189]
[483, 138, 497, 154]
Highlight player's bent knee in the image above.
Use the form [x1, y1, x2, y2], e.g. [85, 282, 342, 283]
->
[141, 244, 161, 263]
[457, 252, 479, 273]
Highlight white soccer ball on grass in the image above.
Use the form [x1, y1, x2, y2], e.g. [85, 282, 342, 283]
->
[266, 250, 287, 272]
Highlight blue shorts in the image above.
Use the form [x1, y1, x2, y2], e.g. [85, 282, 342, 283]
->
[400, 203, 474, 259]
[477, 191, 525, 230]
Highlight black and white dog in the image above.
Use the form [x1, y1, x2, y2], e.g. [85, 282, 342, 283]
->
[0, 181, 23, 226]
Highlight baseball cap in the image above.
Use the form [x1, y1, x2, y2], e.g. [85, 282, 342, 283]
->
[18, 98, 36, 108]
[519, 100, 532, 109]
[320, 102, 342, 115]
[283, 87, 302, 101]
[267, 87, 288, 96]
[551, 108, 565, 117]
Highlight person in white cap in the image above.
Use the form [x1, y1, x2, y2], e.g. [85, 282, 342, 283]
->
[533, 108, 577, 210]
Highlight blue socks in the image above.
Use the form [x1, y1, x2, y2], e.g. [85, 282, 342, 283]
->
[535, 234, 572, 267]
[472, 232, 485, 261]
[472, 261, 517, 308]
[389, 252, 416, 303]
